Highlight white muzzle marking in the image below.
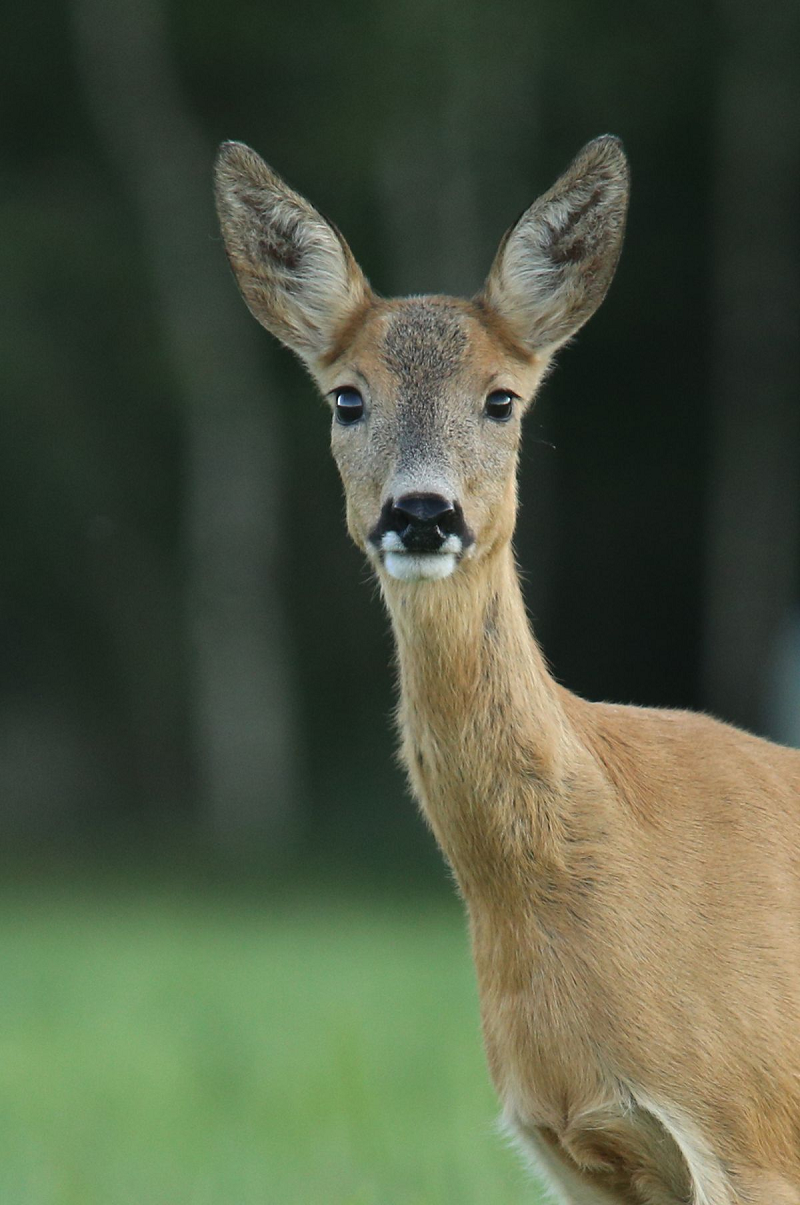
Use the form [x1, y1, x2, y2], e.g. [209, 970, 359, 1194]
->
[379, 531, 462, 582]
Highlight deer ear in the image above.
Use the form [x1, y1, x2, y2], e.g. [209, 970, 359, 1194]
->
[478, 136, 629, 353]
[214, 142, 372, 365]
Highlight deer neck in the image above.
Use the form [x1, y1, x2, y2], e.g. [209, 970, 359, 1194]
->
[381, 543, 584, 901]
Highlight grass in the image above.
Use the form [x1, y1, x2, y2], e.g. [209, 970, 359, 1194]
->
[0, 874, 537, 1204]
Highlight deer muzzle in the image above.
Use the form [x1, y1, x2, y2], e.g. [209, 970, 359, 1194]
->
[369, 494, 473, 581]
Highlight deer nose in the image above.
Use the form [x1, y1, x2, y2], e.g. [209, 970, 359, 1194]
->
[389, 493, 462, 551]
[392, 493, 456, 528]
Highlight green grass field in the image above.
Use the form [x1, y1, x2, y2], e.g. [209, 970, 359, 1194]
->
[0, 876, 538, 1204]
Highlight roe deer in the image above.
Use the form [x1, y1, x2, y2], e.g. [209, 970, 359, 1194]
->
[214, 136, 800, 1204]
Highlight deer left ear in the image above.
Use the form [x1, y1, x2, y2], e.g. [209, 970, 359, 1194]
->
[478, 136, 629, 353]
[214, 141, 372, 366]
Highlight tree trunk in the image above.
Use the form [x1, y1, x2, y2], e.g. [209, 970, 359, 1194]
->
[703, 0, 800, 734]
[73, 0, 301, 848]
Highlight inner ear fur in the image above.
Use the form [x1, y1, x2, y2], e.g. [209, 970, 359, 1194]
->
[477, 135, 629, 353]
[214, 141, 372, 364]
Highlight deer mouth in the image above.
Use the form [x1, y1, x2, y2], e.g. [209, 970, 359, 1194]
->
[376, 531, 463, 582]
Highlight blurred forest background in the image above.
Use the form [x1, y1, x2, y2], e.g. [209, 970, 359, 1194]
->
[2, 0, 799, 872]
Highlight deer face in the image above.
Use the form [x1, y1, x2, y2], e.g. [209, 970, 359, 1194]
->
[214, 138, 628, 584]
[319, 296, 547, 581]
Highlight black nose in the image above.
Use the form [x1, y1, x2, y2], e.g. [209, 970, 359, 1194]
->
[392, 493, 456, 529]
[388, 493, 462, 552]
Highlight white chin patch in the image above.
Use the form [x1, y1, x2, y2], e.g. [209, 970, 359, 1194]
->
[384, 551, 458, 582]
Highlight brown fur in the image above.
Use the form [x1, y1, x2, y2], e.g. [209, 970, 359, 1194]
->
[215, 136, 800, 1204]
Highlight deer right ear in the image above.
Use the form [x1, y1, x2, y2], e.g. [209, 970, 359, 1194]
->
[214, 142, 372, 366]
[478, 136, 629, 353]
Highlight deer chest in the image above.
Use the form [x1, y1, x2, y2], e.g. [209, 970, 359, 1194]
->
[472, 933, 696, 1204]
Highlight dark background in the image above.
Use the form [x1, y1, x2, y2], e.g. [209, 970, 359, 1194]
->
[3, 0, 799, 877]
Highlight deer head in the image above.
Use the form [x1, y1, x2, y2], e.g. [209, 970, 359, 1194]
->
[214, 138, 629, 583]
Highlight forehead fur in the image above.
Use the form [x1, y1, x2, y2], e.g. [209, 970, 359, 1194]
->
[381, 299, 469, 387]
[327, 294, 531, 381]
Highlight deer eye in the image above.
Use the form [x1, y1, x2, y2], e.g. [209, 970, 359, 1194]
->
[484, 390, 516, 421]
[334, 387, 364, 425]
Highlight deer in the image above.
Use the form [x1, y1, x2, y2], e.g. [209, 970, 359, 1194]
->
[214, 134, 800, 1204]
